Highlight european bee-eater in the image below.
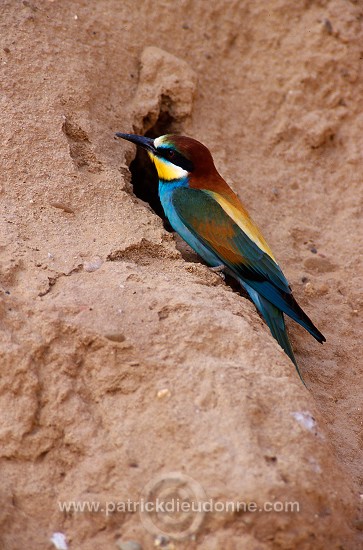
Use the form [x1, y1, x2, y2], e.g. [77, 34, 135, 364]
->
[116, 133, 326, 383]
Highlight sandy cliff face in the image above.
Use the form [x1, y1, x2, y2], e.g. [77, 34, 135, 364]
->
[0, 1, 362, 548]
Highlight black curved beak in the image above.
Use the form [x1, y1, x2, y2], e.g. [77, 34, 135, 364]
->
[115, 133, 156, 154]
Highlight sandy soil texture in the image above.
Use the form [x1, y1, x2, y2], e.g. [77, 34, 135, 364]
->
[0, 1, 362, 549]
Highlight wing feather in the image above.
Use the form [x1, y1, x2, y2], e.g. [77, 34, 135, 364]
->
[171, 187, 325, 343]
[171, 187, 290, 293]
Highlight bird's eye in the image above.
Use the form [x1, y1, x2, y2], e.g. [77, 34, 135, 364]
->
[168, 149, 175, 159]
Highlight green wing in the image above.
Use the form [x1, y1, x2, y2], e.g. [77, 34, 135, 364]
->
[171, 187, 290, 293]
[171, 186, 325, 343]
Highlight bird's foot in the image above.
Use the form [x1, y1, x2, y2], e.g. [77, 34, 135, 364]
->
[210, 264, 226, 280]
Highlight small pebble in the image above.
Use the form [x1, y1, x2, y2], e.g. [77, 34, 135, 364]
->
[50, 532, 68, 550]
[50, 202, 75, 214]
[292, 411, 316, 431]
[116, 540, 143, 550]
[154, 535, 174, 548]
[157, 388, 171, 399]
[83, 256, 103, 272]
[310, 246, 317, 254]
[105, 333, 126, 343]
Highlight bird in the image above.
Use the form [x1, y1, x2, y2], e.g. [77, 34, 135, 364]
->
[115, 132, 326, 383]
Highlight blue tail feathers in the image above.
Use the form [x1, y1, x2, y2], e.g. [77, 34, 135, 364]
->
[249, 281, 326, 344]
[242, 283, 306, 384]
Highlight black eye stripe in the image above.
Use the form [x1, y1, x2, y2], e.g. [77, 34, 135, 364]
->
[157, 147, 194, 172]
